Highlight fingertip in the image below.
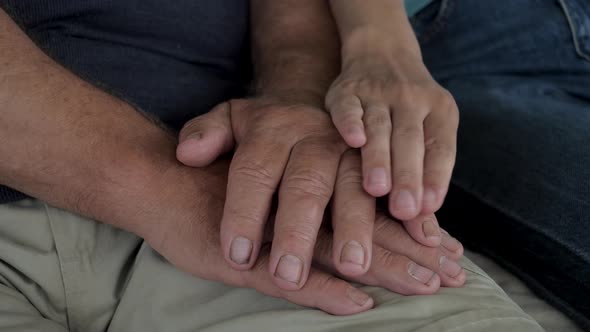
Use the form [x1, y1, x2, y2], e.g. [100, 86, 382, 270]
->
[177, 129, 233, 167]
[176, 135, 216, 167]
[428, 273, 442, 290]
[389, 190, 421, 221]
[454, 269, 467, 286]
[271, 254, 307, 291]
[441, 230, 464, 259]
[422, 218, 442, 247]
[335, 241, 371, 278]
[421, 187, 446, 215]
[363, 168, 391, 198]
[401, 218, 441, 249]
[224, 235, 258, 271]
[422, 235, 442, 248]
[341, 125, 367, 148]
[403, 262, 441, 295]
[344, 287, 374, 313]
[364, 182, 391, 198]
[443, 268, 467, 288]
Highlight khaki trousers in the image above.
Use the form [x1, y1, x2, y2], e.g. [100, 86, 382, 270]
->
[0, 200, 543, 332]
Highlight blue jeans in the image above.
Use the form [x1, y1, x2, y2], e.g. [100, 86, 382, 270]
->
[411, 0, 590, 329]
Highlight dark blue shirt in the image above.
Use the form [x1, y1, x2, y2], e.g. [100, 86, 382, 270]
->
[1, 0, 251, 128]
[0, 0, 251, 202]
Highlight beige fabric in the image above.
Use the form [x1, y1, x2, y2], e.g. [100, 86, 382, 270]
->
[464, 251, 582, 332]
[0, 200, 544, 332]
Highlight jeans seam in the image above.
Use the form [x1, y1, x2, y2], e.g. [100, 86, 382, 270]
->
[557, 0, 590, 62]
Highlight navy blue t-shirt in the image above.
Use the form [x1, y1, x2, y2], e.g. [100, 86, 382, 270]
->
[0, 0, 251, 202]
[1, 0, 251, 128]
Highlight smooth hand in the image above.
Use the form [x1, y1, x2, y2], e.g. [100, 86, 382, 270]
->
[325, 53, 459, 221]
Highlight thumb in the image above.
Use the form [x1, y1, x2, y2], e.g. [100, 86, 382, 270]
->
[177, 101, 235, 167]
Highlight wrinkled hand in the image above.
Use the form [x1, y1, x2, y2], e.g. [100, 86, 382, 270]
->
[142, 153, 465, 316]
[177, 97, 358, 290]
[325, 53, 459, 221]
[176, 97, 457, 292]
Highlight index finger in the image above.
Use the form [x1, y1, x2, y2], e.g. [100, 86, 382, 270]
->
[220, 137, 291, 270]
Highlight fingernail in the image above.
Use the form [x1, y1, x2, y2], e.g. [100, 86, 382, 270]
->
[347, 287, 371, 306]
[408, 262, 436, 284]
[340, 241, 365, 266]
[394, 190, 417, 214]
[368, 168, 388, 187]
[423, 220, 441, 241]
[275, 255, 303, 284]
[439, 256, 463, 278]
[230, 237, 253, 265]
[423, 188, 438, 210]
[442, 233, 462, 253]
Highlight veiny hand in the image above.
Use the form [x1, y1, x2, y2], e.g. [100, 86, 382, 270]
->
[141, 153, 465, 316]
[325, 53, 459, 221]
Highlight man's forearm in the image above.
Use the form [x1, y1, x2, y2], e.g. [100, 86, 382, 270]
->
[250, 0, 341, 106]
[0, 9, 193, 235]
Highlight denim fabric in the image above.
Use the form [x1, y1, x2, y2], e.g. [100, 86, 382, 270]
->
[411, 1, 590, 329]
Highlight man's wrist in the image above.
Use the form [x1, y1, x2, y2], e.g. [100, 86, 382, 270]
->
[252, 89, 326, 109]
[252, 50, 337, 109]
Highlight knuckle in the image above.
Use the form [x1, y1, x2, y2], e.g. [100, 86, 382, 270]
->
[338, 111, 363, 125]
[334, 117, 363, 133]
[282, 168, 333, 202]
[296, 274, 339, 308]
[425, 251, 444, 271]
[425, 139, 456, 161]
[423, 169, 452, 186]
[339, 150, 363, 172]
[357, 78, 377, 91]
[279, 221, 319, 248]
[440, 91, 460, 120]
[395, 84, 423, 105]
[179, 118, 203, 137]
[364, 110, 392, 130]
[372, 217, 405, 245]
[338, 79, 360, 91]
[374, 247, 404, 269]
[231, 160, 276, 190]
[393, 124, 423, 139]
[404, 244, 441, 269]
[440, 89, 457, 107]
[392, 169, 420, 186]
[319, 274, 339, 288]
[225, 205, 265, 228]
[335, 170, 363, 189]
[344, 214, 373, 229]
[330, 93, 360, 109]
[373, 214, 393, 234]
